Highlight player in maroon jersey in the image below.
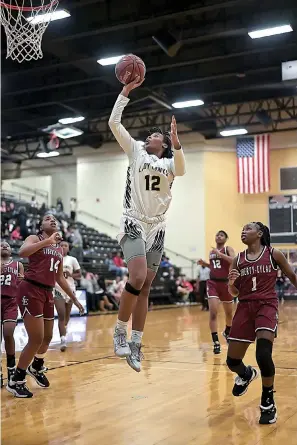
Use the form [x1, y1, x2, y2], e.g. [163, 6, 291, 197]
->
[226, 222, 297, 425]
[6, 214, 84, 398]
[1, 241, 24, 388]
[198, 230, 235, 354]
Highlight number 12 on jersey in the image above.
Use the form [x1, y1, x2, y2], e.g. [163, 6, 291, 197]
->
[145, 175, 160, 191]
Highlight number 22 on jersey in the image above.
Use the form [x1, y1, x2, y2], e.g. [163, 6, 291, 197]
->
[49, 258, 60, 273]
[0, 274, 11, 285]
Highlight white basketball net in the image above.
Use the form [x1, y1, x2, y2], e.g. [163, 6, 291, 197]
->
[0, 0, 59, 63]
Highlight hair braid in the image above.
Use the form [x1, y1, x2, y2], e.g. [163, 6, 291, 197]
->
[254, 222, 278, 268]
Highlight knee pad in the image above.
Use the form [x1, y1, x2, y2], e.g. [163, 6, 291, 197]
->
[226, 356, 242, 371]
[125, 282, 141, 296]
[256, 338, 275, 377]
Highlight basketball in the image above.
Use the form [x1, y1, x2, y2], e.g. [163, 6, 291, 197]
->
[115, 54, 146, 85]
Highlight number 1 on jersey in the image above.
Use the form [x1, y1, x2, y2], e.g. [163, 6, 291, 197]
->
[50, 258, 60, 273]
[252, 277, 257, 292]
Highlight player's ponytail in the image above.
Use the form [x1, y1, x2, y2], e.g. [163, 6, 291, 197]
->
[255, 222, 271, 247]
[255, 222, 277, 268]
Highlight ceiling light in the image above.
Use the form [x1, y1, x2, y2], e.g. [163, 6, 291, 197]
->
[248, 25, 293, 39]
[220, 128, 248, 137]
[37, 151, 60, 158]
[97, 55, 124, 66]
[172, 99, 204, 108]
[58, 116, 85, 125]
[27, 9, 70, 25]
[53, 127, 83, 139]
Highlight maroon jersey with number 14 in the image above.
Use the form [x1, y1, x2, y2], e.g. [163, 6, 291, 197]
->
[209, 247, 230, 281]
[1, 260, 19, 297]
[25, 235, 63, 287]
[235, 246, 278, 301]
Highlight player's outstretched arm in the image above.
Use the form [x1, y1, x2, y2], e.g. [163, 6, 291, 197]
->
[272, 249, 297, 288]
[108, 76, 144, 160]
[170, 116, 186, 176]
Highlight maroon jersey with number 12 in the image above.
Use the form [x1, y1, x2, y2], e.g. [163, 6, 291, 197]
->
[1, 260, 19, 297]
[25, 235, 63, 287]
[235, 246, 278, 301]
[209, 247, 230, 280]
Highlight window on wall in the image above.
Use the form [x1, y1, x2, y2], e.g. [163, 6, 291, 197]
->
[280, 167, 297, 190]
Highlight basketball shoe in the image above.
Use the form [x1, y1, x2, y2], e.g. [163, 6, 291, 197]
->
[126, 342, 144, 372]
[113, 328, 131, 358]
[27, 365, 50, 388]
[232, 366, 259, 396]
[60, 336, 67, 352]
[213, 341, 221, 354]
[259, 402, 277, 424]
[6, 379, 33, 398]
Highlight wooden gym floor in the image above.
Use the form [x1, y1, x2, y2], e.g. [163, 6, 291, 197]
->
[1, 303, 297, 445]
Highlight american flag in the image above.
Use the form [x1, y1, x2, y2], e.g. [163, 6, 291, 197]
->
[236, 135, 270, 194]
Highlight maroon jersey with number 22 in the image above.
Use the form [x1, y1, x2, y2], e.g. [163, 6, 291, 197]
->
[235, 246, 278, 301]
[1, 260, 20, 297]
[25, 235, 63, 287]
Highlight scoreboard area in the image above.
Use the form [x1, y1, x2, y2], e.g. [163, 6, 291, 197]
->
[269, 195, 297, 244]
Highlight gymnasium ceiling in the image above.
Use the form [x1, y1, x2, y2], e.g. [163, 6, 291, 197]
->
[1, 0, 297, 161]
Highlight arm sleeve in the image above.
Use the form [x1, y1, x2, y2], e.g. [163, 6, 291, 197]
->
[108, 94, 142, 162]
[169, 148, 186, 176]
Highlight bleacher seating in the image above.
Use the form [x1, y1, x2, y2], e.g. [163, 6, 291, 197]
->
[1, 194, 179, 304]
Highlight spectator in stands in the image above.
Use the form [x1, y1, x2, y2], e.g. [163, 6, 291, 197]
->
[16, 206, 28, 240]
[10, 226, 22, 241]
[105, 252, 125, 277]
[1, 201, 7, 212]
[112, 251, 128, 275]
[108, 275, 128, 303]
[69, 225, 83, 263]
[276, 269, 285, 302]
[176, 275, 193, 303]
[56, 197, 64, 212]
[31, 196, 38, 211]
[70, 198, 77, 221]
[80, 270, 95, 311]
[197, 264, 210, 311]
[160, 254, 172, 268]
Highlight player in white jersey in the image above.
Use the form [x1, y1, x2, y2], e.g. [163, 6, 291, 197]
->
[109, 76, 186, 372]
[54, 241, 81, 351]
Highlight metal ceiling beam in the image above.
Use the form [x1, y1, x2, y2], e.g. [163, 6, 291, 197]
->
[2, 64, 283, 110]
[52, 0, 255, 42]
[4, 39, 297, 95]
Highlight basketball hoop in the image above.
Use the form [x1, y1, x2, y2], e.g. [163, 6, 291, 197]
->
[0, 0, 59, 63]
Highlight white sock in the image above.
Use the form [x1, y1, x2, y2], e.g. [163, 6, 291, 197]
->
[116, 319, 128, 333]
[61, 336, 66, 342]
[131, 330, 143, 344]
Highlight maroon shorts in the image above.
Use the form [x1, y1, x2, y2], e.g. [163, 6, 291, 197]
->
[1, 297, 18, 323]
[229, 299, 278, 343]
[17, 280, 55, 320]
[207, 280, 233, 303]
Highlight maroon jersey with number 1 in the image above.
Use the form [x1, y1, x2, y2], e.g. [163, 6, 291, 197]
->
[209, 247, 230, 281]
[1, 260, 19, 297]
[235, 246, 278, 301]
[25, 235, 63, 287]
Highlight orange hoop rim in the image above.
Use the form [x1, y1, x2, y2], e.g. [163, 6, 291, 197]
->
[0, 0, 58, 11]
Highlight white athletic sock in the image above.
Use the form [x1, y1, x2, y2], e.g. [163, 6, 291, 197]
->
[116, 319, 128, 333]
[61, 336, 66, 342]
[131, 330, 143, 344]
